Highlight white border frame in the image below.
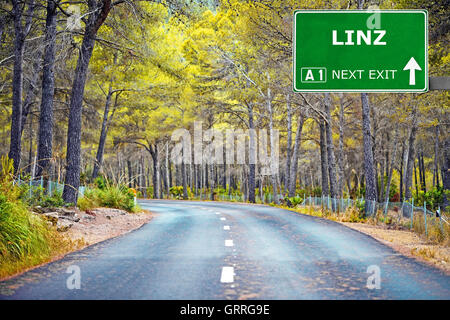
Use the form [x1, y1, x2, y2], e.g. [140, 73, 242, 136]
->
[301, 67, 327, 83]
[292, 10, 428, 93]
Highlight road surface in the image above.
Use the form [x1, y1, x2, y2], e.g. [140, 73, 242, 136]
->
[1, 200, 449, 299]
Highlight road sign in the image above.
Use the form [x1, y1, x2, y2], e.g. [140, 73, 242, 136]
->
[293, 10, 428, 92]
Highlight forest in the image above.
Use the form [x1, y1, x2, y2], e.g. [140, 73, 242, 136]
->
[0, 0, 449, 213]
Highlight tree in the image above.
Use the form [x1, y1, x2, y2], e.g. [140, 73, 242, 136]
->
[360, 93, 377, 212]
[9, 0, 35, 173]
[36, 0, 58, 179]
[63, 0, 115, 203]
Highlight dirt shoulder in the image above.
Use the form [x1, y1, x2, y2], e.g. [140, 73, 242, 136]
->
[339, 221, 450, 275]
[66, 207, 153, 247]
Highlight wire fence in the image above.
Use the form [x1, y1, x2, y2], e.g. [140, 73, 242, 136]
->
[299, 195, 449, 238]
[14, 177, 86, 200]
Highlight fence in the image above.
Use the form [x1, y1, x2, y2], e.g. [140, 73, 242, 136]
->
[300, 195, 449, 237]
[14, 177, 86, 200]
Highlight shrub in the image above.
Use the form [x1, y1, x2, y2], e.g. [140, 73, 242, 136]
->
[77, 185, 138, 213]
[285, 196, 303, 207]
[0, 156, 74, 278]
[94, 175, 106, 190]
[18, 184, 65, 208]
[413, 186, 444, 210]
[170, 186, 184, 199]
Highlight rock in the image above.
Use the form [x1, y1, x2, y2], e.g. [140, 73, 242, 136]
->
[82, 214, 95, 221]
[60, 213, 80, 223]
[53, 207, 80, 222]
[85, 210, 97, 216]
[56, 207, 77, 216]
[41, 212, 59, 226]
[106, 215, 112, 220]
[34, 206, 56, 214]
[34, 206, 44, 213]
[57, 220, 73, 232]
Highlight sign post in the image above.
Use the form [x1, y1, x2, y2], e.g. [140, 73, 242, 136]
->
[293, 10, 428, 92]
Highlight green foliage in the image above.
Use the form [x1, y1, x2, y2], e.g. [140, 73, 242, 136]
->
[215, 186, 228, 195]
[94, 175, 107, 190]
[78, 185, 139, 213]
[355, 199, 365, 214]
[0, 156, 73, 278]
[413, 186, 444, 210]
[284, 196, 303, 207]
[18, 183, 65, 208]
[169, 186, 184, 199]
[145, 186, 153, 197]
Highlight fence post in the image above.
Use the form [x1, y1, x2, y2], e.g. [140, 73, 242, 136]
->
[48, 180, 52, 196]
[410, 198, 414, 230]
[40, 176, 43, 189]
[438, 207, 444, 233]
[384, 199, 388, 217]
[29, 179, 32, 198]
[423, 201, 428, 237]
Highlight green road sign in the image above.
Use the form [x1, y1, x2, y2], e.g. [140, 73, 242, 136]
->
[293, 10, 428, 92]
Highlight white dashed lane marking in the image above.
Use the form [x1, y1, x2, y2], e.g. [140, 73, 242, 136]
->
[220, 217, 226, 221]
[225, 240, 234, 247]
[223, 225, 230, 230]
[220, 267, 234, 283]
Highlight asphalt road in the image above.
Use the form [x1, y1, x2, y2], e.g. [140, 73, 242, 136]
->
[1, 200, 449, 299]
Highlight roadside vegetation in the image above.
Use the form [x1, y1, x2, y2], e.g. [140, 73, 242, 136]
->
[0, 157, 78, 279]
[77, 176, 140, 213]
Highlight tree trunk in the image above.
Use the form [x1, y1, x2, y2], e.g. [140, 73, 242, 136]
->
[209, 163, 215, 200]
[400, 142, 405, 201]
[379, 158, 385, 201]
[285, 94, 292, 194]
[324, 93, 338, 200]
[404, 107, 418, 200]
[288, 113, 305, 197]
[442, 138, 450, 210]
[9, 0, 35, 173]
[337, 95, 346, 197]
[319, 119, 329, 196]
[248, 104, 256, 203]
[63, 0, 113, 204]
[36, 0, 57, 179]
[433, 125, 440, 187]
[384, 129, 399, 204]
[268, 98, 279, 204]
[414, 159, 419, 197]
[21, 52, 41, 140]
[150, 144, 160, 199]
[127, 159, 132, 188]
[360, 93, 377, 212]
[92, 86, 113, 179]
[181, 155, 188, 200]
[420, 151, 426, 192]
[165, 142, 170, 195]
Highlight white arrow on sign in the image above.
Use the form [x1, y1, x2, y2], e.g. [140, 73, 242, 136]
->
[403, 57, 422, 86]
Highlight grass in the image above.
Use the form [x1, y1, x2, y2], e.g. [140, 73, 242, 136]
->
[0, 156, 79, 279]
[77, 184, 140, 213]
